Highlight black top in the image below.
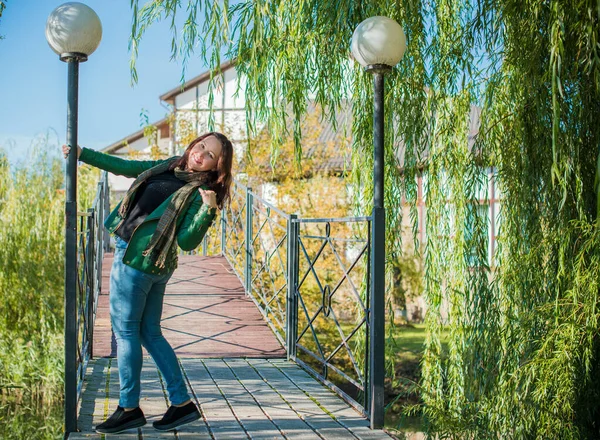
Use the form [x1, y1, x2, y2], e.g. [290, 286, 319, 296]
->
[115, 170, 187, 242]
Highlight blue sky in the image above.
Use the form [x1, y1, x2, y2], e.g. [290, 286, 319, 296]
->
[0, 0, 208, 165]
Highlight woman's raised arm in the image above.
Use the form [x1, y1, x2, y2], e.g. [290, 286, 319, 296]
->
[62, 144, 171, 178]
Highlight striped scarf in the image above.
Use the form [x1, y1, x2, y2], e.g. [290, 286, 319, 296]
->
[116, 157, 216, 268]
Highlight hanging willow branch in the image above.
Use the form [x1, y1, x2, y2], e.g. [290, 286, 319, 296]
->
[0, 0, 7, 40]
[130, 0, 600, 437]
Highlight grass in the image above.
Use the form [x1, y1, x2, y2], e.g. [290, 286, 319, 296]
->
[331, 320, 447, 432]
[385, 323, 449, 433]
[391, 323, 439, 354]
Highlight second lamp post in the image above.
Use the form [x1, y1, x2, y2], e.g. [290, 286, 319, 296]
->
[351, 16, 407, 429]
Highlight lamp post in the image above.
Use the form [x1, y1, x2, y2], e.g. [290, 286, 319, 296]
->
[351, 16, 406, 429]
[45, 2, 102, 433]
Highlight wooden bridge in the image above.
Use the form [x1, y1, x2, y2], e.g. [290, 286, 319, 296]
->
[66, 175, 408, 438]
[69, 253, 393, 439]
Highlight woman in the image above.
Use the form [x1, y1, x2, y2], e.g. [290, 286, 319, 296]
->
[62, 132, 233, 434]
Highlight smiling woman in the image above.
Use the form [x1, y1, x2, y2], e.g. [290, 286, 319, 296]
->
[187, 136, 222, 172]
[62, 131, 234, 434]
[167, 132, 234, 209]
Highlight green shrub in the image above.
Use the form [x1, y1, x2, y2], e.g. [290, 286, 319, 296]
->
[0, 148, 98, 439]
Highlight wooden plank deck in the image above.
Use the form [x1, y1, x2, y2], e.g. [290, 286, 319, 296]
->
[73, 254, 396, 439]
[72, 357, 393, 439]
[94, 254, 286, 358]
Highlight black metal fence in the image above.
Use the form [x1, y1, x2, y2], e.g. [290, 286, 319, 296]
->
[220, 181, 373, 414]
[72, 171, 110, 407]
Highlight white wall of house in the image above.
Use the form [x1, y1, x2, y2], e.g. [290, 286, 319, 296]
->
[125, 136, 149, 152]
[115, 135, 171, 155]
[174, 69, 250, 159]
[261, 182, 278, 206]
[108, 174, 135, 198]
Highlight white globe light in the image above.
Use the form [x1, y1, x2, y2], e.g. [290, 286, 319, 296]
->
[45, 2, 102, 58]
[351, 16, 407, 68]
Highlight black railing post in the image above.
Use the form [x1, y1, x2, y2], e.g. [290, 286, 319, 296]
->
[86, 209, 95, 358]
[364, 218, 372, 415]
[245, 188, 253, 296]
[103, 174, 110, 252]
[221, 212, 226, 256]
[96, 180, 103, 296]
[286, 214, 299, 360]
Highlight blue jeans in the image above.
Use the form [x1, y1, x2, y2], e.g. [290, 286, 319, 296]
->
[110, 236, 190, 408]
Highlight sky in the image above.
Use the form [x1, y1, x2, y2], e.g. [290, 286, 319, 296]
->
[0, 0, 208, 165]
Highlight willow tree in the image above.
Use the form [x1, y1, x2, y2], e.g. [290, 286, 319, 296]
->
[130, 0, 600, 437]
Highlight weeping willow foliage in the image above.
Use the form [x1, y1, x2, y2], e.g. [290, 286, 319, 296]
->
[130, 0, 600, 436]
[0, 1, 6, 40]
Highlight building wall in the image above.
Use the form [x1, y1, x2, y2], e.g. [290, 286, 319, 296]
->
[173, 69, 250, 158]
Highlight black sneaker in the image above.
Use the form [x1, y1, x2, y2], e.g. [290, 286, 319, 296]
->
[95, 406, 147, 434]
[153, 401, 201, 431]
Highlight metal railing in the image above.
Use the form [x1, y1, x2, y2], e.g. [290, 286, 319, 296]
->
[220, 180, 373, 414]
[70, 171, 110, 413]
[293, 216, 371, 413]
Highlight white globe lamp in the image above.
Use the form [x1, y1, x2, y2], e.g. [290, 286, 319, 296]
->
[351, 16, 406, 71]
[46, 2, 102, 62]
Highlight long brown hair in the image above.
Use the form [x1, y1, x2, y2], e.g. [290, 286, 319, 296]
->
[170, 132, 234, 209]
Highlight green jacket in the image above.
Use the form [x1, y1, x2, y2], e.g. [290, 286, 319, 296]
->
[79, 147, 217, 275]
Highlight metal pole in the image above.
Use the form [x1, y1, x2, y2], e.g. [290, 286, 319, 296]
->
[286, 214, 299, 360]
[64, 58, 79, 434]
[202, 235, 208, 256]
[86, 209, 95, 359]
[245, 188, 253, 296]
[368, 66, 389, 429]
[221, 212, 226, 256]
